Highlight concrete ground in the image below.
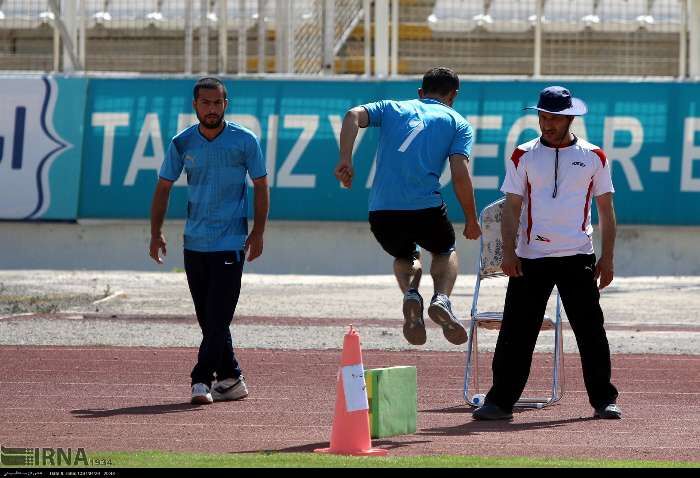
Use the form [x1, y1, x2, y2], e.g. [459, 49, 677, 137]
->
[1, 271, 698, 355]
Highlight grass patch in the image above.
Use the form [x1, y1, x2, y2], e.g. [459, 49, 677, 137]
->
[19, 451, 693, 468]
[0, 281, 116, 315]
[0, 293, 98, 314]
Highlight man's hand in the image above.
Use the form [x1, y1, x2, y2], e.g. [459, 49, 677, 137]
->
[501, 249, 523, 277]
[594, 255, 614, 290]
[149, 234, 167, 264]
[463, 220, 482, 240]
[244, 229, 264, 262]
[334, 160, 354, 188]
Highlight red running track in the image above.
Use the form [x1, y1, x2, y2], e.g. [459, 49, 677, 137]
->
[0, 346, 698, 462]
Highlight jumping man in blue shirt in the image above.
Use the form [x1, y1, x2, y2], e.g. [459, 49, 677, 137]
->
[335, 67, 481, 346]
[149, 77, 269, 405]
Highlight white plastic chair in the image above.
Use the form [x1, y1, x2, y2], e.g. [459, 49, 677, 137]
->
[0, 0, 47, 28]
[484, 0, 537, 33]
[463, 196, 565, 409]
[226, 0, 261, 30]
[648, 0, 683, 32]
[427, 0, 488, 33]
[543, 0, 597, 33]
[594, 0, 652, 32]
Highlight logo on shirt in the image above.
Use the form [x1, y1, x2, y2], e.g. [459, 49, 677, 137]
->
[571, 161, 586, 167]
[534, 235, 551, 243]
[407, 119, 423, 128]
[184, 154, 195, 163]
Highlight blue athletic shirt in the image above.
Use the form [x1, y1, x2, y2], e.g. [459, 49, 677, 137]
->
[362, 98, 473, 211]
[159, 121, 267, 252]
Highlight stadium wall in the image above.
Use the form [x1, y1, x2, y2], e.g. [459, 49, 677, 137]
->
[1, 75, 699, 275]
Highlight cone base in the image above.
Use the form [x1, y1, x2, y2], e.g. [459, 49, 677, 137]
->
[313, 447, 388, 457]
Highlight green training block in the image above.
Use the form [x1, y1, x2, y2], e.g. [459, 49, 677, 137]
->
[364, 366, 417, 438]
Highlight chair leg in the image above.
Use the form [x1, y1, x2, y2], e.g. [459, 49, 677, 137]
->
[515, 320, 562, 409]
[555, 322, 565, 403]
[463, 319, 478, 404]
[473, 325, 480, 397]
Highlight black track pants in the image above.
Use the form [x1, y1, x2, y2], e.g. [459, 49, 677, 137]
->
[485, 254, 619, 411]
[184, 249, 244, 387]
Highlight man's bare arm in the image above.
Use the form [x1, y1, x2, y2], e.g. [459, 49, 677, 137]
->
[449, 154, 481, 240]
[149, 178, 174, 264]
[335, 106, 369, 188]
[501, 193, 523, 277]
[594, 192, 616, 289]
[245, 175, 270, 262]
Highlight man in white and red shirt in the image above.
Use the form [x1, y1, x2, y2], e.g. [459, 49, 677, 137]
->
[473, 86, 622, 420]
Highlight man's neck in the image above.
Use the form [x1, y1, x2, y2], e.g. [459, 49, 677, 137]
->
[541, 133, 576, 148]
[198, 122, 225, 141]
[421, 95, 450, 106]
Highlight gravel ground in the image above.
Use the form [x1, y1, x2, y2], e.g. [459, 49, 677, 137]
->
[0, 271, 698, 354]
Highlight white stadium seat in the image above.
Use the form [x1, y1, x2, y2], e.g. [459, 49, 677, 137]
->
[427, 0, 488, 33]
[485, 0, 537, 33]
[225, 0, 260, 29]
[594, 0, 652, 32]
[648, 0, 683, 32]
[0, 0, 50, 29]
[542, 0, 597, 33]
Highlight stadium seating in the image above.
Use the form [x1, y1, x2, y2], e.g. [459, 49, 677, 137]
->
[427, 0, 489, 33]
[0, 0, 688, 77]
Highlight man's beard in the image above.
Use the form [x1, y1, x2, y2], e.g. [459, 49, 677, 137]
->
[198, 113, 224, 129]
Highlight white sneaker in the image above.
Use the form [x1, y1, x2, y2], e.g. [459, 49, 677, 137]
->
[191, 383, 213, 404]
[211, 377, 248, 401]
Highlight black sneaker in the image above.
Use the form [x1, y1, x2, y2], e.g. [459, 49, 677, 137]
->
[472, 403, 513, 421]
[402, 289, 426, 345]
[594, 403, 622, 419]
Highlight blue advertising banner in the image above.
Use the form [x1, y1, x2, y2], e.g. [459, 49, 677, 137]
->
[3, 76, 697, 224]
[0, 76, 86, 220]
[78, 78, 700, 225]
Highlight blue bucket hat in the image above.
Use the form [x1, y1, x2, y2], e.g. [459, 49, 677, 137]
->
[525, 86, 587, 116]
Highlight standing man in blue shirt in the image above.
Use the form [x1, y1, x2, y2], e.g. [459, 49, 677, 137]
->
[149, 77, 269, 405]
[335, 67, 481, 346]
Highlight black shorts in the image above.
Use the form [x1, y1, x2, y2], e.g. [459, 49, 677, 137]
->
[368, 203, 456, 260]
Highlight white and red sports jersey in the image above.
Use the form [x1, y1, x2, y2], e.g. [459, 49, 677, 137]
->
[500, 136, 614, 259]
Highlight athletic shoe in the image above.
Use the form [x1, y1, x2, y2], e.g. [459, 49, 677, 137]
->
[191, 383, 213, 405]
[427, 293, 468, 345]
[472, 403, 513, 421]
[211, 377, 249, 402]
[594, 403, 622, 419]
[402, 288, 426, 345]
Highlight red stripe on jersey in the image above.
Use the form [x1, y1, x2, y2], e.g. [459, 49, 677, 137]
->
[582, 180, 594, 231]
[527, 180, 533, 244]
[511, 148, 526, 169]
[592, 148, 607, 167]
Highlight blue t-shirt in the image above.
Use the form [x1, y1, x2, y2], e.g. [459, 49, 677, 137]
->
[362, 98, 473, 211]
[159, 121, 267, 252]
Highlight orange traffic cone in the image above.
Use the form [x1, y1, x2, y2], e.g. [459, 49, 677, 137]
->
[314, 325, 388, 456]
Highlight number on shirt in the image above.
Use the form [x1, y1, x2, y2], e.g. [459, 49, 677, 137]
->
[397, 120, 425, 152]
